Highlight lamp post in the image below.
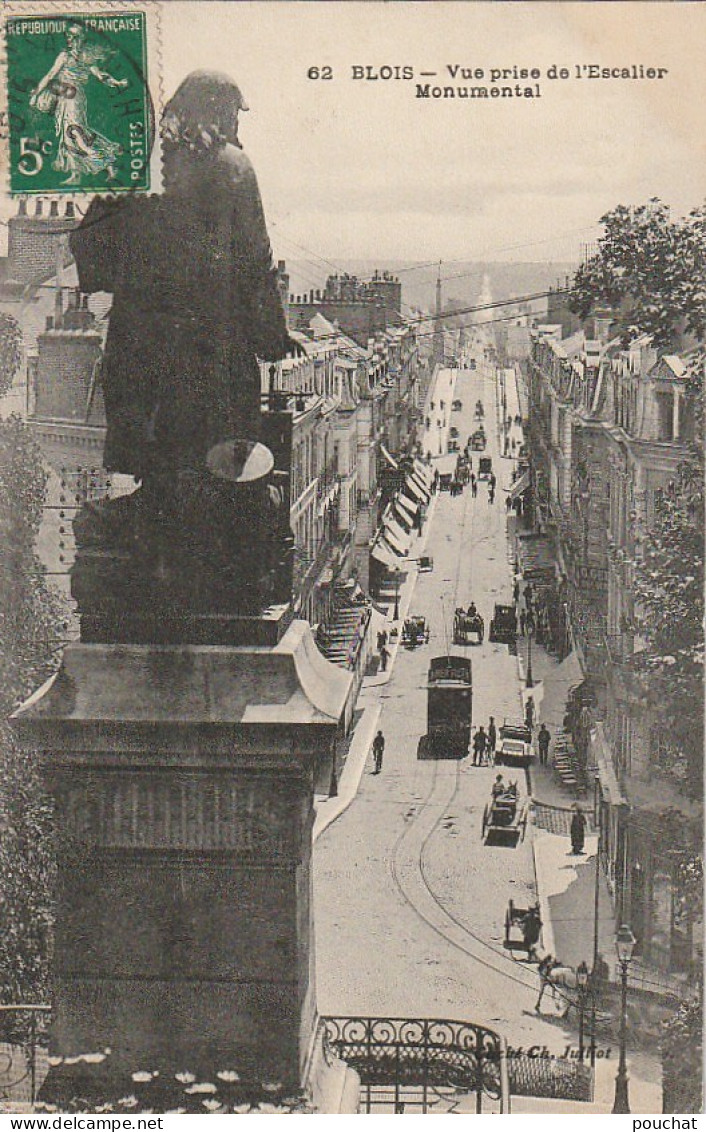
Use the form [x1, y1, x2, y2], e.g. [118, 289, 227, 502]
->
[612, 923, 636, 1114]
[525, 613, 535, 688]
[393, 566, 401, 622]
[576, 960, 589, 1061]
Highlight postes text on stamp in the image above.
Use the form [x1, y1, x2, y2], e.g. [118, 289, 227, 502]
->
[5, 11, 151, 194]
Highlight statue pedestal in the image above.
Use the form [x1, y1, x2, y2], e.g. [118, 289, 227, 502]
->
[11, 622, 354, 1103]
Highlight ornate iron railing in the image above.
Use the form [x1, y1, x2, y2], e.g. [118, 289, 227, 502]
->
[323, 1016, 509, 1113]
[508, 1052, 593, 1102]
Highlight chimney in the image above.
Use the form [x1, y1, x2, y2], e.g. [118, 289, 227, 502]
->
[54, 236, 65, 328]
[50, 200, 59, 218]
[65, 201, 75, 218]
[82, 294, 89, 310]
[309, 289, 314, 303]
[278, 260, 286, 272]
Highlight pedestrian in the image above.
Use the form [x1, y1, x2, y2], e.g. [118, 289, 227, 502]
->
[376, 630, 384, 652]
[505, 494, 513, 513]
[488, 486, 495, 505]
[471, 475, 477, 499]
[487, 716, 497, 761]
[523, 582, 533, 609]
[513, 578, 520, 605]
[570, 803, 587, 855]
[379, 644, 389, 672]
[519, 608, 526, 636]
[537, 722, 551, 766]
[372, 729, 385, 774]
[511, 437, 516, 453]
[489, 472, 496, 491]
[525, 696, 535, 732]
[472, 726, 487, 766]
[492, 773, 506, 798]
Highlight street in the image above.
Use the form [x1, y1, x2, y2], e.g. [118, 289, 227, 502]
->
[314, 351, 569, 1050]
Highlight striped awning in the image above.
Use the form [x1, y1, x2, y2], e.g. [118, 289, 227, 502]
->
[370, 540, 399, 570]
[507, 470, 530, 502]
[402, 475, 427, 504]
[383, 515, 412, 555]
[394, 492, 417, 522]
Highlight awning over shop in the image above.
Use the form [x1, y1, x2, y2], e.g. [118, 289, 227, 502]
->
[507, 470, 530, 502]
[394, 492, 417, 522]
[370, 540, 399, 571]
[382, 525, 409, 557]
[380, 444, 398, 470]
[413, 458, 433, 488]
[402, 475, 427, 504]
[383, 514, 412, 555]
[409, 472, 431, 501]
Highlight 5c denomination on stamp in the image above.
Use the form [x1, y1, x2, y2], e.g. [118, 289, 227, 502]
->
[5, 11, 152, 194]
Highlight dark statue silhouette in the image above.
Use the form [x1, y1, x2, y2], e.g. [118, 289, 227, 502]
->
[70, 72, 299, 640]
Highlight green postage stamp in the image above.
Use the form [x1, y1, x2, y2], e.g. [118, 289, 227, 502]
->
[4, 9, 157, 194]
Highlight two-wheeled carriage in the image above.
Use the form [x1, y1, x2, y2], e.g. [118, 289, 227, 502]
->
[402, 615, 430, 648]
[504, 899, 542, 960]
[453, 606, 484, 644]
[481, 782, 528, 844]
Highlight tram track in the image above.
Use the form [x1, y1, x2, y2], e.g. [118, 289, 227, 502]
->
[388, 363, 545, 1002]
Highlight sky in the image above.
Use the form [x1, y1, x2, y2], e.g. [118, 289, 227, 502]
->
[2, 2, 705, 283]
[156, 1, 706, 271]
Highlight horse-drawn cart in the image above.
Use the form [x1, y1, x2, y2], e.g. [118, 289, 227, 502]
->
[402, 615, 430, 648]
[454, 606, 484, 644]
[481, 783, 528, 843]
[504, 899, 542, 960]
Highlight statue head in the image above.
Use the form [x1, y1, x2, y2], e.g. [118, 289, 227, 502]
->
[162, 70, 249, 153]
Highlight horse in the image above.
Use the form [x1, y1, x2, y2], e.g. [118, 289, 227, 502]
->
[535, 956, 580, 1016]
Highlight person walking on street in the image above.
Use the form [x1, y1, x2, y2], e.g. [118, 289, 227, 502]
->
[470, 473, 477, 498]
[488, 484, 495, 505]
[379, 644, 389, 672]
[537, 722, 550, 766]
[372, 730, 385, 774]
[472, 726, 487, 766]
[570, 803, 587, 854]
[513, 578, 520, 605]
[487, 717, 497, 762]
[525, 696, 535, 732]
[519, 608, 526, 636]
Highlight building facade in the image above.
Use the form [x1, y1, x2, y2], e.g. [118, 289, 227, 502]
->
[528, 325, 702, 976]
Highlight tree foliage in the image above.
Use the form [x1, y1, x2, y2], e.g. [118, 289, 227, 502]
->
[569, 199, 706, 347]
[630, 353, 704, 797]
[0, 313, 65, 1005]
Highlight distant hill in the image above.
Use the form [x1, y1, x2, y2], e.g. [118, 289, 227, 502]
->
[283, 259, 577, 318]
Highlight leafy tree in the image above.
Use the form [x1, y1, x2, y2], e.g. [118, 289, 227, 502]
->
[630, 353, 704, 797]
[0, 312, 65, 1005]
[569, 199, 706, 347]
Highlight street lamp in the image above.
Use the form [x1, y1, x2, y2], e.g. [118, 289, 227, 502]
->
[393, 567, 401, 622]
[612, 923, 636, 1114]
[576, 960, 589, 1061]
[525, 614, 535, 688]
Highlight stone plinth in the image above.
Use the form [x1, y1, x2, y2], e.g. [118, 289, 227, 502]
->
[11, 621, 352, 1096]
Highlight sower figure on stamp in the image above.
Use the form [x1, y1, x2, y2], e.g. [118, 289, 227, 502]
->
[29, 23, 128, 185]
